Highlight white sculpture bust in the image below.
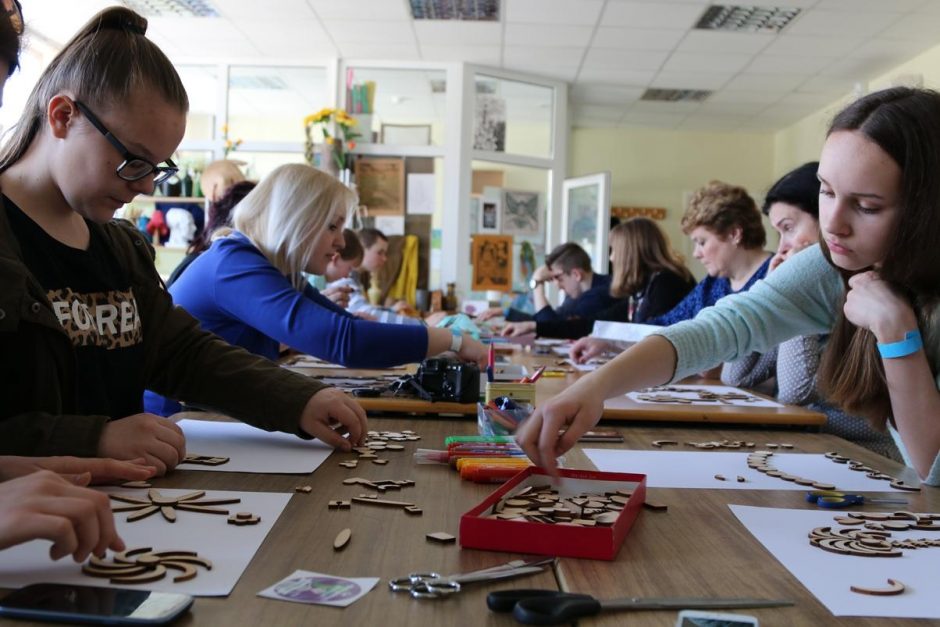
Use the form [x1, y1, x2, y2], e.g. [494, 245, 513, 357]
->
[166, 208, 196, 248]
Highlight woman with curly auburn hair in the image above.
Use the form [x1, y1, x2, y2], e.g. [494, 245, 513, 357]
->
[518, 87, 940, 487]
[568, 180, 772, 363]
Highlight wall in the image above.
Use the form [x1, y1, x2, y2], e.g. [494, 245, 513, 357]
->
[774, 41, 940, 177]
[568, 126, 776, 277]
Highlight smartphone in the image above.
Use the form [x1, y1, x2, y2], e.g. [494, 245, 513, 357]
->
[0, 583, 193, 625]
[676, 609, 759, 627]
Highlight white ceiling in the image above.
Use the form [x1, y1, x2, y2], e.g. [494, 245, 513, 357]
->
[21, 0, 940, 132]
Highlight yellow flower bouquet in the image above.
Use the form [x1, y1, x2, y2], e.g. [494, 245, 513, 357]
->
[303, 108, 360, 173]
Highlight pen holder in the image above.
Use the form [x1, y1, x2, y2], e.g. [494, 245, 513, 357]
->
[477, 401, 533, 436]
[484, 382, 536, 405]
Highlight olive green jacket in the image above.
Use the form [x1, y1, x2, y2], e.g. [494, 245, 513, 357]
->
[0, 200, 329, 456]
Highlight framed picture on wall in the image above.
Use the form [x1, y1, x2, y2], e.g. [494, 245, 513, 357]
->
[561, 172, 611, 275]
[478, 196, 501, 233]
[355, 157, 405, 216]
[501, 190, 540, 236]
[471, 234, 513, 292]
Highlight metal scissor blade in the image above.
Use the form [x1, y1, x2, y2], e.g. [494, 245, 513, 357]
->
[438, 557, 555, 584]
[451, 566, 548, 585]
[603, 597, 794, 611]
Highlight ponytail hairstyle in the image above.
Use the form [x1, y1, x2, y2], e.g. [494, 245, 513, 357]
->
[817, 87, 940, 430]
[233, 163, 357, 290]
[0, 6, 188, 172]
[609, 217, 693, 298]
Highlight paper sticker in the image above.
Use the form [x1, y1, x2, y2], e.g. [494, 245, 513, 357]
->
[258, 570, 378, 607]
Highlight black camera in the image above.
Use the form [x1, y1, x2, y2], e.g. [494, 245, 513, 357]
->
[409, 358, 480, 403]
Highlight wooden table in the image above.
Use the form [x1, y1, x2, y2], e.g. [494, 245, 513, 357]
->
[285, 349, 826, 427]
[2, 417, 935, 626]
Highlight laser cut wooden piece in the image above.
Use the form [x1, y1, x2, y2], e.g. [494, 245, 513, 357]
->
[110, 489, 240, 523]
[120, 481, 152, 489]
[295, 485, 313, 493]
[179, 454, 230, 466]
[850, 579, 905, 596]
[651, 440, 678, 448]
[339, 461, 359, 468]
[84, 547, 212, 584]
[333, 528, 352, 551]
[426, 532, 456, 544]
[890, 479, 921, 492]
[227, 512, 260, 526]
[372, 459, 389, 465]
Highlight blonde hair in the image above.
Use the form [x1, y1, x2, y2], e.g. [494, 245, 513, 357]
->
[233, 164, 357, 289]
[609, 218, 693, 298]
[680, 180, 766, 249]
[0, 7, 187, 172]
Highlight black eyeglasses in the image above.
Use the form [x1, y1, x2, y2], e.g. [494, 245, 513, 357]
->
[74, 100, 178, 186]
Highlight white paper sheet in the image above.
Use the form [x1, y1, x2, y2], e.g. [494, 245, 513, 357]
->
[178, 419, 333, 474]
[730, 505, 940, 619]
[374, 215, 405, 235]
[406, 173, 436, 215]
[626, 384, 783, 408]
[0, 489, 291, 597]
[583, 450, 910, 491]
[565, 358, 608, 372]
[283, 356, 405, 371]
[590, 320, 660, 343]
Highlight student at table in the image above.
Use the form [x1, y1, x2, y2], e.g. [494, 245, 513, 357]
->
[568, 181, 773, 363]
[721, 162, 900, 460]
[328, 227, 422, 325]
[0, 6, 366, 473]
[500, 218, 695, 339]
[517, 87, 940, 486]
[147, 163, 487, 415]
[479, 242, 617, 324]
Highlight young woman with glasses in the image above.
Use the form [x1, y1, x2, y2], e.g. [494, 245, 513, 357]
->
[517, 87, 940, 487]
[0, 7, 367, 475]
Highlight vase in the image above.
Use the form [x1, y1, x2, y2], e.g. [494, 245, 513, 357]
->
[316, 142, 341, 178]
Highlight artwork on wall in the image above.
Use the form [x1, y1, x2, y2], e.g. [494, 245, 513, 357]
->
[562, 172, 611, 275]
[381, 124, 432, 146]
[501, 190, 541, 236]
[478, 196, 501, 233]
[355, 158, 405, 216]
[473, 95, 506, 152]
[471, 234, 513, 292]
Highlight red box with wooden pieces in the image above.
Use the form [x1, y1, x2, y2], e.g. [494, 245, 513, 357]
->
[459, 467, 646, 560]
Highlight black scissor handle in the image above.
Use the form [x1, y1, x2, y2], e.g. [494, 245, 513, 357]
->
[487, 589, 584, 612]
[513, 595, 603, 625]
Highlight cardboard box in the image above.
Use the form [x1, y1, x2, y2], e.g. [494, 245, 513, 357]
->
[484, 381, 536, 404]
[459, 467, 646, 560]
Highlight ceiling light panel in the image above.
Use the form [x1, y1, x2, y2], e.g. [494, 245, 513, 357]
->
[640, 88, 712, 103]
[695, 5, 801, 33]
[122, 0, 218, 17]
[410, 0, 500, 21]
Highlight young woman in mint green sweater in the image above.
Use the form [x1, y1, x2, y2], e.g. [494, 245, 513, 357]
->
[517, 87, 940, 486]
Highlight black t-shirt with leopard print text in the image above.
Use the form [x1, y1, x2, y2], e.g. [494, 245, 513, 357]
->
[4, 196, 146, 419]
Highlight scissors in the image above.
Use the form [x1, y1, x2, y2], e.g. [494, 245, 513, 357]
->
[487, 589, 794, 625]
[805, 490, 909, 509]
[389, 557, 555, 599]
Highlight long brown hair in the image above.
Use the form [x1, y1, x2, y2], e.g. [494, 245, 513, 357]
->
[609, 217, 692, 298]
[0, 6, 188, 172]
[817, 87, 940, 430]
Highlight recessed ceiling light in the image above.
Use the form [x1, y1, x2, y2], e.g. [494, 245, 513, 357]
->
[695, 5, 800, 33]
[410, 0, 500, 21]
[122, 0, 218, 18]
[641, 88, 712, 103]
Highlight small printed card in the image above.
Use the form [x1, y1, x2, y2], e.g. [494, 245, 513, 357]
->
[258, 570, 379, 607]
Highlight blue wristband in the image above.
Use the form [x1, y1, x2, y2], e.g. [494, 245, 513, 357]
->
[877, 329, 923, 359]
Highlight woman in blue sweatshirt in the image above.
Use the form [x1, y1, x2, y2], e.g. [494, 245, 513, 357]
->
[145, 164, 485, 415]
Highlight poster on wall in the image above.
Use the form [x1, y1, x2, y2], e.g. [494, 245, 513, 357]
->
[562, 172, 611, 275]
[471, 234, 513, 292]
[355, 158, 405, 216]
[501, 190, 541, 236]
[478, 196, 501, 233]
[473, 95, 506, 152]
